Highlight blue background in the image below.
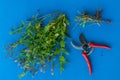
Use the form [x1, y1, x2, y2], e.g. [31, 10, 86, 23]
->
[0, 0, 120, 80]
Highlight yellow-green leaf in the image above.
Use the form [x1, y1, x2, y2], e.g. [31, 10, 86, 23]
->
[18, 72, 26, 79]
[60, 40, 65, 48]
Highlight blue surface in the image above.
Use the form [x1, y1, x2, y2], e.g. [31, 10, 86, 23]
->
[0, 0, 120, 80]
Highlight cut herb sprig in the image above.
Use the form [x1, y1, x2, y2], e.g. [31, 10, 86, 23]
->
[75, 8, 111, 28]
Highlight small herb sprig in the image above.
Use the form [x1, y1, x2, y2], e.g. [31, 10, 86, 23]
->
[6, 13, 70, 78]
[75, 8, 111, 28]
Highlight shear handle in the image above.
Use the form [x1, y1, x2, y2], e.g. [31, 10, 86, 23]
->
[89, 42, 111, 49]
[82, 51, 92, 75]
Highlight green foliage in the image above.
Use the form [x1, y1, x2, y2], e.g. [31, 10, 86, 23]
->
[6, 13, 70, 78]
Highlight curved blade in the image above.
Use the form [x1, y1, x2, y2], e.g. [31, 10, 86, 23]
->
[71, 41, 82, 50]
[80, 33, 87, 45]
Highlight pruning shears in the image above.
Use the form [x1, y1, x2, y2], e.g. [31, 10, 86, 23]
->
[71, 33, 111, 75]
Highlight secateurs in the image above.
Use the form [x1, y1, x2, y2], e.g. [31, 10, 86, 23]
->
[71, 33, 111, 75]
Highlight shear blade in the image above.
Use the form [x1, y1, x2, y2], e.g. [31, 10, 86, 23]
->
[80, 33, 87, 45]
[71, 41, 82, 50]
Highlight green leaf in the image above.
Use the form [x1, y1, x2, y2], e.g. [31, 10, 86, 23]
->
[24, 63, 30, 69]
[44, 25, 50, 33]
[18, 72, 26, 79]
[60, 67, 64, 72]
[60, 56, 66, 63]
[61, 48, 69, 55]
[55, 33, 59, 37]
[54, 49, 60, 55]
[60, 40, 65, 48]
[10, 31, 14, 35]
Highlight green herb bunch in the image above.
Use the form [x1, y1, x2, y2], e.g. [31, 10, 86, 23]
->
[75, 9, 111, 28]
[6, 13, 69, 78]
